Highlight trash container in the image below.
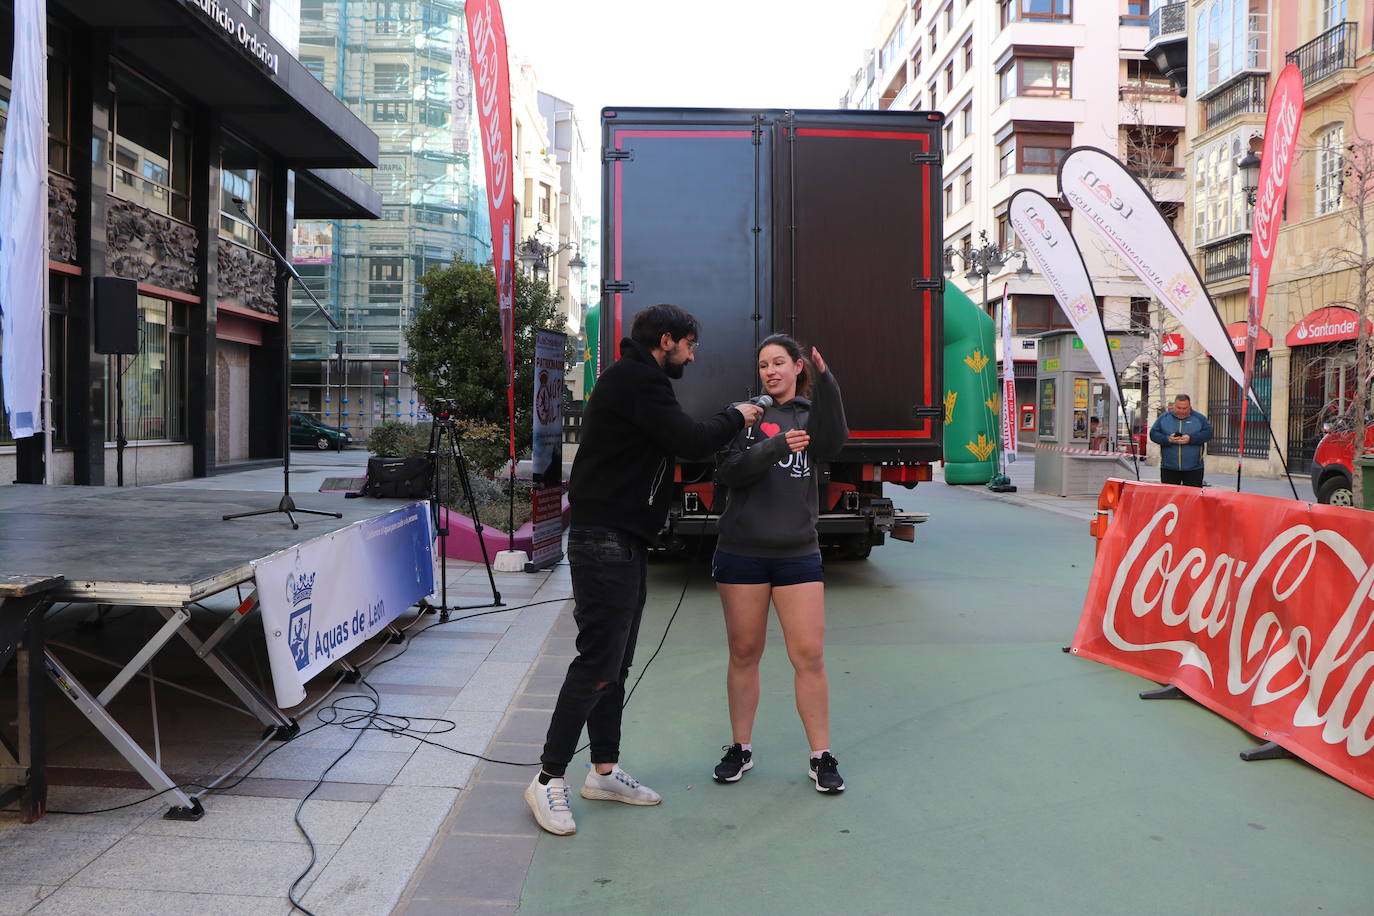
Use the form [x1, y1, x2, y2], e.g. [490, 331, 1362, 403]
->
[1355, 454, 1374, 510]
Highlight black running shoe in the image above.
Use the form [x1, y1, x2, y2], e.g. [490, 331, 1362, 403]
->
[714, 743, 753, 782]
[809, 752, 845, 793]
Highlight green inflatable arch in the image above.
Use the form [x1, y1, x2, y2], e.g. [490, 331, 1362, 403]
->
[942, 283, 1000, 485]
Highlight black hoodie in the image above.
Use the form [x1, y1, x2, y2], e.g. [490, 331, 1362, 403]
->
[715, 369, 848, 558]
[568, 338, 745, 543]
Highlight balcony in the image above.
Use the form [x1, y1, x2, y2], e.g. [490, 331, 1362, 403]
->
[1287, 22, 1357, 88]
[1201, 235, 1251, 285]
[1144, 3, 1188, 96]
[1202, 74, 1267, 132]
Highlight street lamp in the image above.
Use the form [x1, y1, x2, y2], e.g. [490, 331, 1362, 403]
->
[1237, 149, 1262, 207]
[517, 232, 580, 281]
[944, 229, 1034, 493]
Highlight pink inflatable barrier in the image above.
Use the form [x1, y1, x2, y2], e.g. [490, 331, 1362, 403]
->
[434, 496, 570, 562]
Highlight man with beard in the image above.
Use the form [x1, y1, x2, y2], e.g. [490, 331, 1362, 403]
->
[525, 303, 763, 835]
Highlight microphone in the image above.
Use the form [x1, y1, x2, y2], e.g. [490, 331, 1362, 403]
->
[748, 395, 773, 409]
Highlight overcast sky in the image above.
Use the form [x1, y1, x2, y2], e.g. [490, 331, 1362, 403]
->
[500, 0, 891, 210]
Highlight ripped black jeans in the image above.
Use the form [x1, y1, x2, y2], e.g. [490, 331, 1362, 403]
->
[540, 526, 648, 777]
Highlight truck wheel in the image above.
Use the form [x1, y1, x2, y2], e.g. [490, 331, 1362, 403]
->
[1317, 475, 1354, 507]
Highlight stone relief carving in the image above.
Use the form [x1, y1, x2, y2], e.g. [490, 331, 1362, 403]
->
[48, 175, 77, 264]
[217, 242, 279, 317]
[106, 198, 199, 294]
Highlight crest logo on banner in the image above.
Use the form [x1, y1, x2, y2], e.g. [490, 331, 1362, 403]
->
[287, 571, 316, 671]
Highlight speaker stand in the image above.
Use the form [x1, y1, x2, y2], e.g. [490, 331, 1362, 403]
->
[221, 198, 342, 531]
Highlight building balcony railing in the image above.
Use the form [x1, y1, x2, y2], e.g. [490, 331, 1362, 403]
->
[1200, 235, 1251, 285]
[1203, 73, 1267, 131]
[1147, 2, 1187, 43]
[1286, 21, 1357, 87]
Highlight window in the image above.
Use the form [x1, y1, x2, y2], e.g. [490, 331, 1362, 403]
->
[1022, 139, 1068, 174]
[944, 181, 954, 212]
[961, 168, 973, 206]
[1322, 0, 1347, 30]
[1207, 351, 1271, 458]
[1020, 59, 1072, 98]
[1129, 296, 1152, 329]
[1124, 1, 1147, 17]
[1192, 129, 1251, 245]
[1317, 124, 1345, 216]
[1015, 294, 1073, 334]
[1019, 0, 1071, 20]
[945, 62, 954, 92]
[943, 121, 954, 150]
[961, 100, 973, 137]
[372, 101, 409, 122]
[301, 55, 326, 82]
[106, 297, 188, 443]
[219, 135, 268, 251]
[5, 33, 73, 175]
[999, 135, 1016, 177]
[1123, 59, 1174, 100]
[963, 37, 973, 73]
[1124, 127, 1180, 179]
[997, 213, 1015, 250]
[999, 0, 1014, 28]
[301, 0, 324, 20]
[109, 67, 191, 221]
[1194, 0, 1269, 96]
[943, 2, 953, 30]
[373, 62, 410, 95]
[880, 17, 907, 70]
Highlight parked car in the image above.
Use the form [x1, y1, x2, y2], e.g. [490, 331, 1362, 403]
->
[290, 412, 351, 450]
[1311, 422, 1374, 506]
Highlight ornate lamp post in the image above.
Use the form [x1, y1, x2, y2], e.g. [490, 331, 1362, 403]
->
[944, 230, 1034, 493]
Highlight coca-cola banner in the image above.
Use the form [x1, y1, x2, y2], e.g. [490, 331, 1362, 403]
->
[1241, 64, 1303, 447]
[999, 282, 1017, 463]
[465, 0, 517, 455]
[1072, 480, 1374, 798]
[1059, 148, 1248, 395]
[1008, 189, 1124, 434]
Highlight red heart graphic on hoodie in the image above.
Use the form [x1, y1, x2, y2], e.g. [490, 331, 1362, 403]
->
[760, 421, 781, 437]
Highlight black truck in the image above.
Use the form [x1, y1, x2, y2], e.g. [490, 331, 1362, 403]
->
[597, 107, 944, 557]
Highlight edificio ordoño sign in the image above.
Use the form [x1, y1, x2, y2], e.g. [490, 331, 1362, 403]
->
[182, 0, 281, 75]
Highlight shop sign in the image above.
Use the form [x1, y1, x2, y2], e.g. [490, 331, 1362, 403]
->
[1161, 333, 1184, 357]
[183, 0, 281, 75]
[1285, 306, 1372, 346]
[1072, 337, 1120, 350]
[1224, 321, 1272, 351]
[1043, 358, 1060, 371]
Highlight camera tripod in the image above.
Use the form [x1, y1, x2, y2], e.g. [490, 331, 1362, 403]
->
[424, 407, 502, 619]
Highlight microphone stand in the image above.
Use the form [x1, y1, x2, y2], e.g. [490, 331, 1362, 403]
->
[222, 197, 344, 530]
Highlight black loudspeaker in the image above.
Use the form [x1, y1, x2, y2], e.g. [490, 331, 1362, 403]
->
[93, 276, 139, 354]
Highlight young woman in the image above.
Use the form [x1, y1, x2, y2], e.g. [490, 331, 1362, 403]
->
[710, 333, 849, 792]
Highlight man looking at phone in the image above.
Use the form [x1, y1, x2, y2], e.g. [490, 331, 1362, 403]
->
[1149, 394, 1213, 487]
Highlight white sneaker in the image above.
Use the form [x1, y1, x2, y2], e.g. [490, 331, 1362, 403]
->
[580, 764, 662, 806]
[525, 774, 576, 835]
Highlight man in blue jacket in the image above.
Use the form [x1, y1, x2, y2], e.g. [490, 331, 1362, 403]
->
[1149, 394, 1213, 487]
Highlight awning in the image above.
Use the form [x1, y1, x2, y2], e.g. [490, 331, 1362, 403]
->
[1224, 320, 1272, 351]
[296, 170, 382, 220]
[1286, 306, 1372, 346]
[52, 0, 378, 171]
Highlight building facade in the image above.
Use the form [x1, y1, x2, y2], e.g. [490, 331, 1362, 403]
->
[1153, 0, 1374, 480]
[290, 0, 491, 438]
[0, 0, 379, 484]
[845, 0, 1185, 447]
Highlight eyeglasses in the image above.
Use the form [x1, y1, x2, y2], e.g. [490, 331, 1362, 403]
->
[683, 338, 701, 352]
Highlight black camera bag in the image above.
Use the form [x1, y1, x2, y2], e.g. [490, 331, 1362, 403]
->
[359, 456, 432, 499]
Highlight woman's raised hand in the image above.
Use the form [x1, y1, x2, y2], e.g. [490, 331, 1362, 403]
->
[811, 347, 827, 374]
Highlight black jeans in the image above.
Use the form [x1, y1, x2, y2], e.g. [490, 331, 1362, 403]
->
[540, 526, 648, 777]
[1161, 467, 1205, 487]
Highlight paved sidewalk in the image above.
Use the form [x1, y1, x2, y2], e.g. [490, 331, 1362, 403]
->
[0, 451, 573, 915]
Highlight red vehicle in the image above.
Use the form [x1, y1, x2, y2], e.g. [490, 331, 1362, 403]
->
[1311, 422, 1374, 505]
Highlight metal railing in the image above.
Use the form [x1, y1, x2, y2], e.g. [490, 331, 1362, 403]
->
[1203, 74, 1267, 131]
[1148, 2, 1187, 42]
[1286, 21, 1357, 86]
[1201, 235, 1251, 284]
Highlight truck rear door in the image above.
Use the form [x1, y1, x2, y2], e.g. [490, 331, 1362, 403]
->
[773, 112, 944, 465]
[600, 109, 771, 421]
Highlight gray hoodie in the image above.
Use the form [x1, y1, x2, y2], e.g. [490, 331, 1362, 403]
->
[715, 369, 849, 558]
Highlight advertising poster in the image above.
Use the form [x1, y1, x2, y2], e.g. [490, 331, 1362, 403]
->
[291, 221, 333, 265]
[255, 502, 435, 707]
[528, 328, 566, 570]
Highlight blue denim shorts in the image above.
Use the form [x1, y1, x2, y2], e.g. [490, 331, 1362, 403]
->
[711, 549, 824, 586]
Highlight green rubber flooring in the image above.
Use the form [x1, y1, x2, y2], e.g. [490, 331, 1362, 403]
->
[516, 483, 1374, 915]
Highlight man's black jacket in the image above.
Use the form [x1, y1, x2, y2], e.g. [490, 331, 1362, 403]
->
[569, 338, 744, 542]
